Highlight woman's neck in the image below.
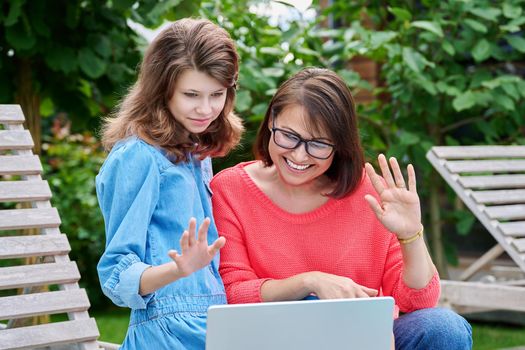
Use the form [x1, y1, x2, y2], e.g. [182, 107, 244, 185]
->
[246, 161, 333, 214]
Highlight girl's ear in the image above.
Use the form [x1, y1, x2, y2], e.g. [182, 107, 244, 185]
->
[268, 116, 273, 131]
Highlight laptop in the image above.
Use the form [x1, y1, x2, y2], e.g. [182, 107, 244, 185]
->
[206, 296, 394, 350]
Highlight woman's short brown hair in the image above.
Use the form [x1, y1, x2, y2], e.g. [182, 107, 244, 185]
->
[101, 18, 243, 161]
[255, 67, 364, 198]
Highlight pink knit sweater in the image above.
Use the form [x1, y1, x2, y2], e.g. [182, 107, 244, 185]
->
[211, 161, 440, 315]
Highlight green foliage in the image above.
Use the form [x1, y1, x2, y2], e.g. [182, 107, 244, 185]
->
[10, 0, 524, 304]
[41, 124, 107, 306]
[0, 0, 200, 132]
[321, 0, 525, 266]
[199, 0, 371, 170]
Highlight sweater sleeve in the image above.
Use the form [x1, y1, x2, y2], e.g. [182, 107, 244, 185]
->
[211, 171, 271, 304]
[96, 140, 160, 309]
[381, 233, 441, 312]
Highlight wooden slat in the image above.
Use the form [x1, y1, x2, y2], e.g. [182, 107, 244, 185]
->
[0, 155, 42, 175]
[512, 238, 525, 253]
[459, 174, 525, 189]
[440, 280, 525, 312]
[0, 318, 99, 350]
[499, 222, 525, 237]
[446, 160, 525, 173]
[471, 189, 525, 204]
[0, 261, 79, 290]
[0, 105, 25, 124]
[0, 180, 51, 202]
[432, 146, 525, 159]
[484, 205, 525, 220]
[0, 234, 70, 259]
[0, 289, 90, 320]
[0, 130, 34, 150]
[0, 208, 60, 230]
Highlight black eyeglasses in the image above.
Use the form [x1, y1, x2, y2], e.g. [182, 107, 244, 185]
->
[271, 121, 335, 160]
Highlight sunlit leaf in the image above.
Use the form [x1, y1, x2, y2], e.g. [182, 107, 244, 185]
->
[472, 39, 491, 62]
[442, 41, 455, 55]
[469, 7, 501, 22]
[503, 3, 522, 19]
[235, 90, 252, 112]
[464, 19, 487, 33]
[452, 91, 475, 111]
[507, 35, 525, 53]
[410, 21, 443, 38]
[388, 7, 412, 22]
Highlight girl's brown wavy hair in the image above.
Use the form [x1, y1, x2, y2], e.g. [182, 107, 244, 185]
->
[101, 18, 243, 162]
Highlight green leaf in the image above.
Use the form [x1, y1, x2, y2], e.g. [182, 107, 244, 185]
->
[402, 47, 421, 73]
[410, 21, 444, 38]
[262, 67, 285, 78]
[106, 63, 123, 83]
[402, 47, 436, 73]
[113, 0, 136, 11]
[494, 93, 515, 110]
[262, 28, 282, 37]
[501, 82, 520, 101]
[235, 90, 252, 113]
[388, 7, 412, 21]
[456, 212, 475, 235]
[481, 79, 501, 89]
[93, 36, 112, 58]
[5, 0, 25, 26]
[503, 3, 522, 19]
[5, 23, 35, 50]
[295, 47, 320, 57]
[452, 91, 476, 111]
[252, 103, 268, 116]
[45, 47, 77, 74]
[518, 80, 525, 98]
[507, 35, 525, 53]
[472, 91, 493, 107]
[40, 98, 54, 117]
[259, 47, 284, 56]
[471, 39, 491, 62]
[78, 80, 92, 98]
[338, 70, 362, 86]
[441, 41, 455, 56]
[369, 31, 397, 48]
[469, 7, 501, 22]
[399, 131, 420, 145]
[78, 48, 107, 79]
[464, 19, 488, 33]
[322, 40, 344, 53]
[311, 29, 341, 38]
[500, 17, 525, 32]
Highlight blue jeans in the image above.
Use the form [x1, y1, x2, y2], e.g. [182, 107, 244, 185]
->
[394, 308, 472, 350]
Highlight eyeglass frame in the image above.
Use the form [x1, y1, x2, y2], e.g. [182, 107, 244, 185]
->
[270, 120, 336, 160]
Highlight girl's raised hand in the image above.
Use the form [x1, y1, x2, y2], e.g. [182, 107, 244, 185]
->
[168, 217, 226, 278]
[364, 154, 422, 240]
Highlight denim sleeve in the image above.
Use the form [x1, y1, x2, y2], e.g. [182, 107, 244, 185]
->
[96, 140, 160, 309]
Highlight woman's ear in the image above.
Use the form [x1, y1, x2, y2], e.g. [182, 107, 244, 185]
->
[268, 117, 273, 131]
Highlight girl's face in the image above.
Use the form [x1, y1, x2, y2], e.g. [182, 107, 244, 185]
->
[168, 69, 228, 134]
[268, 104, 335, 188]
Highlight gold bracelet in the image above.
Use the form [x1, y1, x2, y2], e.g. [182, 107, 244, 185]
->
[398, 227, 424, 245]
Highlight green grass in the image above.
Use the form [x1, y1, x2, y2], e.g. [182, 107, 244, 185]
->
[471, 322, 525, 350]
[90, 309, 525, 349]
[91, 308, 130, 344]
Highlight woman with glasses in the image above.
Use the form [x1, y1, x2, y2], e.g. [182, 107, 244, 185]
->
[210, 68, 472, 350]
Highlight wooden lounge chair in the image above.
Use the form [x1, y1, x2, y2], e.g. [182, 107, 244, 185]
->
[0, 104, 118, 350]
[426, 145, 525, 313]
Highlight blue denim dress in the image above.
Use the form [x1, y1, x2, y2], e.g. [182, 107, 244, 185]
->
[96, 137, 226, 350]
